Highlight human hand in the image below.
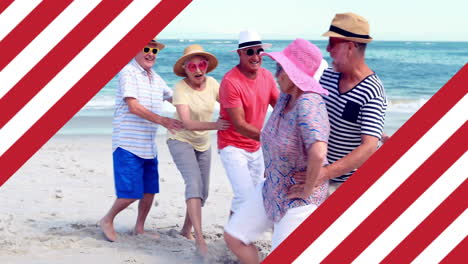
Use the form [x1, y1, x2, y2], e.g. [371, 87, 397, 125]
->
[162, 117, 183, 134]
[216, 118, 230, 130]
[292, 171, 306, 184]
[292, 167, 329, 192]
[381, 133, 390, 144]
[286, 183, 314, 200]
[315, 166, 329, 187]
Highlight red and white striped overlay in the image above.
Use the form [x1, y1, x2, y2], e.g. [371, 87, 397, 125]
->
[0, 0, 192, 181]
[264, 65, 467, 263]
[0, 1, 466, 263]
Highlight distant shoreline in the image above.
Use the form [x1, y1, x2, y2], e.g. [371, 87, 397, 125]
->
[158, 38, 468, 43]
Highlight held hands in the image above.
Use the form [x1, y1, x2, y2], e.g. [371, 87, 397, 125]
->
[292, 167, 329, 185]
[286, 183, 315, 200]
[291, 166, 329, 195]
[162, 117, 183, 134]
[216, 118, 230, 130]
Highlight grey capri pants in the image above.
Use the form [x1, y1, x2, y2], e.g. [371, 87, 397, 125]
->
[167, 139, 211, 206]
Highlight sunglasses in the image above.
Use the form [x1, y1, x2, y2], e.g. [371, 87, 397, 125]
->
[185, 60, 208, 72]
[244, 48, 264, 56]
[143, 46, 159, 55]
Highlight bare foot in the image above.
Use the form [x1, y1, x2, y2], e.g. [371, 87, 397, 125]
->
[195, 239, 209, 257]
[180, 230, 195, 240]
[99, 218, 117, 242]
[133, 228, 160, 239]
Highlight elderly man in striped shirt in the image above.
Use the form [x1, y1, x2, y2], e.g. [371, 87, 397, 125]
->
[100, 38, 183, 242]
[302, 13, 388, 195]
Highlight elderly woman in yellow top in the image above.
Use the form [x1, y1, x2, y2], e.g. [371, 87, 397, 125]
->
[167, 44, 229, 256]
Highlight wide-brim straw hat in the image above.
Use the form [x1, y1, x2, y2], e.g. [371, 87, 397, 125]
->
[149, 37, 165, 50]
[173, 44, 218, 77]
[322, 12, 373, 43]
[261, 38, 329, 95]
[231, 29, 272, 52]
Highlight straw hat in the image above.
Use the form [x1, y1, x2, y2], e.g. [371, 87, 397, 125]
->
[173, 44, 218, 77]
[322, 12, 373, 43]
[149, 37, 165, 50]
[232, 30, 272, 52]
[261, 38, 329, 95]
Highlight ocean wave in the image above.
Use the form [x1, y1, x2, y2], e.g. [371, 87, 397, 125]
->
[83, 95, 427, 115]
[83, 95, 115, 109]
[209, 41, 233, 44]
[387, 98, 428, 113]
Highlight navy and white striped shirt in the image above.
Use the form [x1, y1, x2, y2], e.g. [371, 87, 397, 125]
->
[320, 68, 387, 182]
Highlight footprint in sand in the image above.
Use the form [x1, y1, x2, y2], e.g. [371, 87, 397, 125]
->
[166, 229, 180, 238]
[55, 190, 63, 199]
[70, 223, 87, 230]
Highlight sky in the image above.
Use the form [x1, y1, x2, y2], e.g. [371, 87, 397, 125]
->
[159, 0, 468, 41]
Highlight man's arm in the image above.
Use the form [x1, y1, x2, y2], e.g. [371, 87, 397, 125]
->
[176, 104, 229, 131]
[287, 141, 328, 199]
[165, 97, 173, 104]
[322, 134, 379, 180]
[125, 97, 182, 134]
[225, 107, 261, 141]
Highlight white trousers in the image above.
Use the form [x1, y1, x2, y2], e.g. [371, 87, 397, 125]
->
[219, 145, 264, 213]
[225, 180, 317, 251]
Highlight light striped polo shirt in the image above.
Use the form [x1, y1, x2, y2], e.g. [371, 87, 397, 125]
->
[112, 59, 172, 159]
[320, 68, 387, 182]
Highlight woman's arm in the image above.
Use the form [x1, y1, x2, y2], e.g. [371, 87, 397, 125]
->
[176, 104, 229, 131]
[287, 140, 328, 199]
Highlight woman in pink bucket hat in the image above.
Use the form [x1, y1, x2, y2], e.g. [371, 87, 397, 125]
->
[224, 38, 330, 263]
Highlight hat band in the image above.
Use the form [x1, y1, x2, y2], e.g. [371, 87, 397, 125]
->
[238, 40, 262, 49]
[329, 25, 370, 39]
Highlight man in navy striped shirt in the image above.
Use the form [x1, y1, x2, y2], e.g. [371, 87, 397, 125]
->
[303, 13, 387, 195]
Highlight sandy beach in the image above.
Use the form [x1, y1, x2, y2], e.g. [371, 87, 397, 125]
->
[0, 134, 271, 264]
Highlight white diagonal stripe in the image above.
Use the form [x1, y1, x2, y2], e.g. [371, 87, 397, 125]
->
[0, 0, 41, 41]
[293, 94, 468, 264]
[353, 153, 468, 263]
[0, 0, 101, 99]
[0, 0, 162, 155]
[413, 209, 468, 264]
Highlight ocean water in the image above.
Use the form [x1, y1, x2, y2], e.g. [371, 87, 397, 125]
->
[61, 39, 467, 136]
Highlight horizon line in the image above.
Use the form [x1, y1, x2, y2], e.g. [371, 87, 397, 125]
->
[157, 38, 468, 43]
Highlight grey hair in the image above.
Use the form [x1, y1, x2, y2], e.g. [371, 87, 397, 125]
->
[354, 42, 367, 54]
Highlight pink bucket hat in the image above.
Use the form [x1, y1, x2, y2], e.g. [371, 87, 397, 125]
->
[261, 38, 329, 95]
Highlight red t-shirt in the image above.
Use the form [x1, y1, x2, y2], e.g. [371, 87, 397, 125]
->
[218, 66, 279, 152]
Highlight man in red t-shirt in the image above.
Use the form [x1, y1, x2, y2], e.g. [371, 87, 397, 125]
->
[218, 30, 279, 215]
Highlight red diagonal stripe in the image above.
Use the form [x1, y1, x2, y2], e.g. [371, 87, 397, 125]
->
[0, 0, 132, 129]
[440, 235, 468, 264]
[381, 179, 468, 263]
[0, 0, 193, 187]
[263, 64, 468, 263]
[0, 0, 73, 71]
[321, 122, 468, 263]
[0, 0, 14, 15]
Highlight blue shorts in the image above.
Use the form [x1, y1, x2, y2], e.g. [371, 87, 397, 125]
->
[113, 147, 159, 199]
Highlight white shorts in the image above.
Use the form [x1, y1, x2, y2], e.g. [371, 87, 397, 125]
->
[219, 146, 264, 213]
[224, 180, 317, 251]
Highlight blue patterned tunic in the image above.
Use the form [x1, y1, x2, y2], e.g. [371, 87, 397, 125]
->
[261, 92, 330, 222]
